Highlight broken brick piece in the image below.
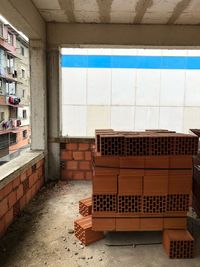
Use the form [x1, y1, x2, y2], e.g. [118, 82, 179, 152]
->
[79, 197, 92, 217]
[163, 229, 194, 259]
[74, 215, 104, 246]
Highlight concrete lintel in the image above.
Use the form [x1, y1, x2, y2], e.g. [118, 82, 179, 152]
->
[47, 23, 200, 48]
[0, 0, 46, 40]
[30, 39, 46, 49]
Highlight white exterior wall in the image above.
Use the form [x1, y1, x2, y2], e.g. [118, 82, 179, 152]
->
[61, 48, 200, 137]
[18, 106, 30, 126]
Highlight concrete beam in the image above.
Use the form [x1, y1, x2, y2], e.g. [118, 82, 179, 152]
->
[0, 0, 46, 40]
[47, 23, 200, 48]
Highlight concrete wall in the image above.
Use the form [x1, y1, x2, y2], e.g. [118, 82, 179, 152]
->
[61, 48, 200, 136]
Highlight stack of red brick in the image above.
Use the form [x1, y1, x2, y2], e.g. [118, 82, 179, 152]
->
[190, 129, 200, 217]
[91, 129, 198, 258]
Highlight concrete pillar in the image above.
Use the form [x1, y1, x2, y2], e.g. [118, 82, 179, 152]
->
[30, 40, 47, 153]
[47, 48, 61, 180]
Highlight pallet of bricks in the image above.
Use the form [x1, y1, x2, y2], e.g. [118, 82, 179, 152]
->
[75, 129, 198, 258]
[190, 129, 200, 217]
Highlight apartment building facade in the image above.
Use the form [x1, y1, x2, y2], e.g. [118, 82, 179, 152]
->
[0, 20, 30, 161]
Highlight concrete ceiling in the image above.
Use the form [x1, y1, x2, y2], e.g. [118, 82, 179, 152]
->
[31, 0, 200, 24]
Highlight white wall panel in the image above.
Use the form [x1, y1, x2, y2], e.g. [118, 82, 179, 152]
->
[183, 107, 200, 133]
[135, 107, 159, 130]
[87, 106, 110, 136]
[136, 69, 160, 106]
[62, 105, 86, 136]
[62, 68, 87, 105]
[185, 70, 200, 106]
[160, 70, 185, 106]
[111, 106, 134, 130]
[87, 68, 111, 105]
[111, 69, 136, 105]
[159, 107, 183, 132]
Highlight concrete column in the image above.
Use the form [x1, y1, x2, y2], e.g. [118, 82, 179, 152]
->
[30, 40, 47, 153]
[47, 48, 61, 180]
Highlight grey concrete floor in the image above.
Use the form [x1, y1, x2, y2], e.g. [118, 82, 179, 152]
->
[0, 180, 200, 267]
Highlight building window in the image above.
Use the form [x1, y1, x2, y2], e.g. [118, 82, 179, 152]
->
[22, 90, 25, 98]
[23, 130, 27, 139]
[10, 132, 17, 145]
[0, 112, 5, 122]
[0, 22, 3, 38]
[6, 82, 16, 95]
[7, 32, 13, 45]
[21, 46, 25, 56]
[7, 55, 14, 72]
[23, 110, 27, 119]
[0, 133, 9, 150]
[21, 69, 25, 79]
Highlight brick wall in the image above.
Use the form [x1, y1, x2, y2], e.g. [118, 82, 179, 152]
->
[60, 138, 95, 180]
[0, 158, 44, 238]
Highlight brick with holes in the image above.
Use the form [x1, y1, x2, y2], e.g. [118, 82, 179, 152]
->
[92, 194, 117, 217]
[163, 229, 194, 259]
[74, 215, 104, 246]
[79, 197, 92, 217]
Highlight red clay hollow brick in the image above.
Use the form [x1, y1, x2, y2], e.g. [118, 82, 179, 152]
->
[60, 150, 73, 160]
[79, 161, 91, 170]
[85, 151, 92, 161]
[0, 198, 8, 218]
[93, 175, 117, 194]
[79, 143, 90, 151]
[74, 215, 104, 246]
[116, 218, 140, 231]
[61, 170, 73, 180]
[143, 176, 168, 196]
[12, 176, 20, 189]
[67, 161, 78, 170]
[19, 195, 26, 211]
[120, 156, 144, 168]
[73, 171, 85, 180]
[93, 156, 119, 168]
[92, 217, 116, 231]
[0, 189, 3, 202]
[169, 155, 193, 169]
[79, 197, 92, 217]
[0, 217, 6, 238]
[145, 156, 169, 169]
[168, 175, 192, 194]
[3, 182, 13, 198]
[8, 191, 17, 209]
[5, 208, 13, 228]
[20, 171, 27, 182]
[163, 229, 194, 259]
[66, 143, 78, 150]
[85, 172, 92, 180]
[118, 176, 143, 195]
[163, 217, 187, 230]
[26, 167, 32, 177]
[73, 151, 84, 160]
[140, 218, 164, 231]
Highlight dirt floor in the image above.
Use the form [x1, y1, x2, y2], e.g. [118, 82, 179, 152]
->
[0, 180, 200, 267]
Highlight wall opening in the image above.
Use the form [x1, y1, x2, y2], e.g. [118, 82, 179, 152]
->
[61, 47, 200, 137]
